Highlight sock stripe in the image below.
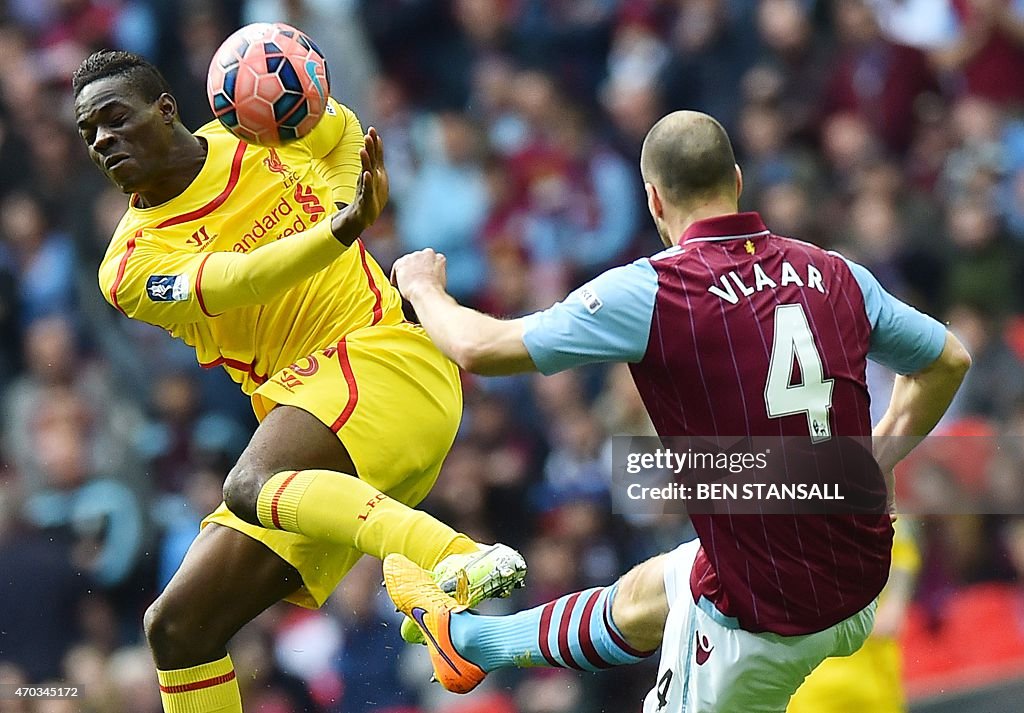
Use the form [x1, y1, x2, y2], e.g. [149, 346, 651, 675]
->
[159, 670, 236, 695]
[556, 592, 585, 671]
[603, 595, 656, 659]
[577, 589, 615, 670]
[269, 471, 300, 530]
[537, 602, 563, 668]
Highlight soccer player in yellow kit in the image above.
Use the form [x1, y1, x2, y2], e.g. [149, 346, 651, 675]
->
[72, 50, 524, 713]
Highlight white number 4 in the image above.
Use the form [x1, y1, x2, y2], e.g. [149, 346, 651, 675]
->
[765, 304, 834, 442]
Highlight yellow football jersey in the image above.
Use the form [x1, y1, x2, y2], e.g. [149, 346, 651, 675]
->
[98, 99, 403, 394]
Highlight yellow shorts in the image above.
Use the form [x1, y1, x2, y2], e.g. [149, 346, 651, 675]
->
[786, 636, 905, 713]
[203, 322, 462, 609]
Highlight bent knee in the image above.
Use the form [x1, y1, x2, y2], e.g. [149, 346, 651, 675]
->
[611, 556, 670, 648]
[143, 598, 175, 651]
[144, 597, 224, 666]
[222, 464, 266, 525]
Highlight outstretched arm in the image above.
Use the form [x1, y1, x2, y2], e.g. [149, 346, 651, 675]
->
[393, 251, 657, 376]
[109, 127, 387, 325]
[106, 128, 390, 325]
[391, 249, 537, 375]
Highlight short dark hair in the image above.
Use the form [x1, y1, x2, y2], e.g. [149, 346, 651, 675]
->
[640, 111, 737, 205]
[72, 50, 172, 102]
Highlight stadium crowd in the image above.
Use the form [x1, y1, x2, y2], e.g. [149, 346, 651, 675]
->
[1, 0, 1024, 711]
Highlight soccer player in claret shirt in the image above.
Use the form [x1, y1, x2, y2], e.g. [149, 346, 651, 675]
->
[72, 51, 525, 713]
[386, 111, 971, 711]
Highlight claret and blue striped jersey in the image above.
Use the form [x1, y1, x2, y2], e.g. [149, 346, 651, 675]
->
[522, 212, 946, 635]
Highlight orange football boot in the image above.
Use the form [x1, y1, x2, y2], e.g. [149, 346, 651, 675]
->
[383, 553, 487, 694]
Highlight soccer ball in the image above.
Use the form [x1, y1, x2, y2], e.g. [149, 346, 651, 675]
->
[207, 22, 331, 146]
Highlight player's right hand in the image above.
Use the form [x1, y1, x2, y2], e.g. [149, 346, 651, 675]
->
[390, 248, 448, 303]
[331, 127, 389, 245]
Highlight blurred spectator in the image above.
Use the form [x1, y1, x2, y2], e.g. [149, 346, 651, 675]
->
[231, 624, 321, 712]
[593, 363, 656, 438]
[134, 372, 204, 494]
[820, 111, 886, 193]
[496, 96, 638, 295]
[943, 195, 1023, 313]
[3, 316, 140, 495]
[440, 0, 521, 109]
[152, 466, 224, 591]
[947, 301, 1024, 420]
[824, 0, 937, 153]
[601, 11, 669, 156]
[659, 0, 761, 131]
[746, 0, 830, 140]
[998, 117, 1024, 238]
[515, 0, 617, 102]
[0, 490, 86, 682]
[601, 74, 662, 159]
[22, 418, 144, 588]
[0, 113, 31, 200]
[536, 405, 610, 509]
[328, 557, 415, 712]
[906, 96, 956, 192]
[940, 95, 1005, 202]
[0, 192, 77, 327]
[24, 119, 97, 228]
[753, 181, 824, 247]
[736, 101, 822, 208]
[105, 646, 163, 713]
[543, 107, 639, 276]
[162, 2, 230, 130]
[477, 242, 535, 316]
[365, 75, 421, 200]
[842, 192, 910, 292]
[397, 112, 490, 301]
[930, 0, 1024, 105]
[870, 0, 961, 50]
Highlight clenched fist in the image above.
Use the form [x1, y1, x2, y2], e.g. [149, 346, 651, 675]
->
[391, 248, 448, 302]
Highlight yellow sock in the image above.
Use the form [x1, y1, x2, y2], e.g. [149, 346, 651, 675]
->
[157, 655, 241, 713]
[256, 469, 477, 569]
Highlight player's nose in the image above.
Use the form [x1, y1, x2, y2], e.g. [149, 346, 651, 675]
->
[92, 125, 117, 153]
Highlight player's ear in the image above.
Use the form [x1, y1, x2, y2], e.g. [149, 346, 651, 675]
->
[645, 182, 663, 220]
[735, 164, 743, 200]
[157, 93, 178, 124]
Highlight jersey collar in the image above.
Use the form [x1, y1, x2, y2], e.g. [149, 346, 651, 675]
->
[679, 212, 770, 247]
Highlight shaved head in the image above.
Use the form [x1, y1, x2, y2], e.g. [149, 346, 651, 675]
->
[640, 111, 737, 207]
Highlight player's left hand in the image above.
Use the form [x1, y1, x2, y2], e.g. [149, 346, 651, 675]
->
[331, 127, 389, 245]
[391, 248, 448, 302]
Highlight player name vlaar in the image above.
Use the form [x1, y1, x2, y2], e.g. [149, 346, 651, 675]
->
[708, 260, 826, 304]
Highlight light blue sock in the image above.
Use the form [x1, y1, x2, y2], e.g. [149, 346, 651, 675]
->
[449, 584, 655, 672]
